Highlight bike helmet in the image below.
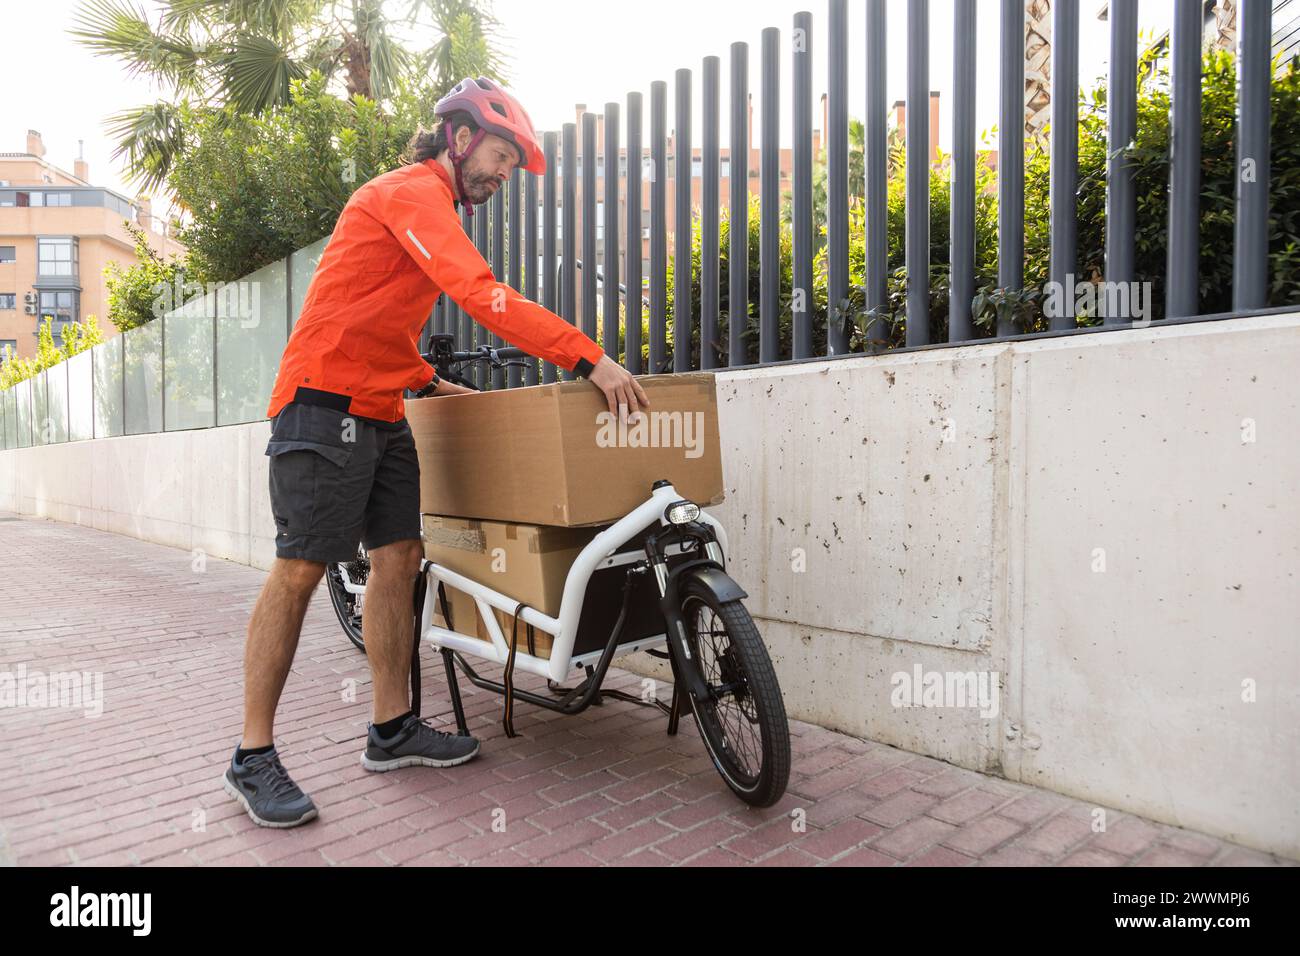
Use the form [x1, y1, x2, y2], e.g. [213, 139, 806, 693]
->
[434, 77, 545, 215]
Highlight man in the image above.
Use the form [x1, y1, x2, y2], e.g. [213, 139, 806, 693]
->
[224, 77, 650, 828]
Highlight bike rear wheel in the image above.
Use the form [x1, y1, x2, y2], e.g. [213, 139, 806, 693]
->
[326, 547, 369, 653]
[678, 579, 790, 807]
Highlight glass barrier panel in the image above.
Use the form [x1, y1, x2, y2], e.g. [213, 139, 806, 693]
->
[93, 336, 125, 439]
[45, 360, 69, 443]
[68, 349, 94, 442]
[217, 260, 287, 426]
[124, 321, 163, 435]
[163, 292, 216, 432]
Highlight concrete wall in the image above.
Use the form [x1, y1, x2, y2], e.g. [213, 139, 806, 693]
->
[2, 313, 1296, 858]
[0, 418, 277, 571]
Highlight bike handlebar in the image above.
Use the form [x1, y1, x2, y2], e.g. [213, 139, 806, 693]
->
[419, 342, 531, 367]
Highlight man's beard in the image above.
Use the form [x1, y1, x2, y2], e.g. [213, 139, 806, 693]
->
[461, 165, 502, 205]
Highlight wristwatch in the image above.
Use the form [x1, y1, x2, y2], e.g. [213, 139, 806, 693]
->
[415, 372, 442, 398]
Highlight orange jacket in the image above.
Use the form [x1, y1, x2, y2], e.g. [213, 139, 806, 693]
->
[266, 159, 605, 423]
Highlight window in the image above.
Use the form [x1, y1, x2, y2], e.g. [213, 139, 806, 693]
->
[39, 290, 78, 330]
[38, 237, 77, 277]
[721, 158, 731, 178]
[692, 158, 703, 178]
[0, 246, 14, 263]
[0, 294, 15, 310]
[12, 191, 67, 206]
[0, 340, 17, 363]
[596, 202, 605, 240]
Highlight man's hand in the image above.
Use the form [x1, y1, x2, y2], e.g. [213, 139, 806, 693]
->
[586, 355, 650, 422]
[432, 379, 477, 397]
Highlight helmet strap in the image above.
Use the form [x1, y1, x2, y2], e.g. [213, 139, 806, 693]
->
[445, 116, 487, 218]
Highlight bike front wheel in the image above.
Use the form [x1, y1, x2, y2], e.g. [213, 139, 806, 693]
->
[678, 579, 791, 807]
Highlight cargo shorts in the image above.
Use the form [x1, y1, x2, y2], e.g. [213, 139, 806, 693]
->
[265, 402, 422, 564]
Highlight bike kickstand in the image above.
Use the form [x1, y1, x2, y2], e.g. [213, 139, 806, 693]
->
[665, 655, 684, 736]
[442, 648, 470, 737]
[666, 678, 683, 736]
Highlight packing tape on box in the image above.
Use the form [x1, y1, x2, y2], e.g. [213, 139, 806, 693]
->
[424, 526, 487, 553]
[426, 523, 584, 556]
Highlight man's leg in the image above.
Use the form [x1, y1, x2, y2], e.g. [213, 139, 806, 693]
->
[224, 555, 328, 828]
[356, 424, 479, 771]
[240, 557, 326, 748]
[362, 538, 424, 725]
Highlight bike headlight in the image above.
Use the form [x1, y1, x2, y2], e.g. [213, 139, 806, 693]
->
[665, 500, 701, 525]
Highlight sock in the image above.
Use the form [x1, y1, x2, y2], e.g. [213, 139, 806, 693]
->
[373, 711, 413, 738]
[235, 743, 274, 765]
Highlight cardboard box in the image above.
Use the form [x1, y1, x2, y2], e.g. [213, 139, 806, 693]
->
[422, 515, 608, 659]
[407, 373, 724, 527]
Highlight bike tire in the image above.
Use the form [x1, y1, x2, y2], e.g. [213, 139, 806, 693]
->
[326, 554, 368, 654]
[678, 579, 791, 807]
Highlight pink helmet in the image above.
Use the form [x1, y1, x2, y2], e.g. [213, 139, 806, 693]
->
[434, 77, 546, 175]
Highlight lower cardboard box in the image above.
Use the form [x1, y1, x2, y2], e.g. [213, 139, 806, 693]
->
[422, 514, 609, 661]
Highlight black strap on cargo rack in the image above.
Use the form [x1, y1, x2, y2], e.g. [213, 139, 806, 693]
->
[436, 580, 454, 631]
[502, 601, 534, 738]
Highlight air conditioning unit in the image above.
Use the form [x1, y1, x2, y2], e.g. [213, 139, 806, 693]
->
[23, 291, 37, 305]
[24, 303, 37, 315]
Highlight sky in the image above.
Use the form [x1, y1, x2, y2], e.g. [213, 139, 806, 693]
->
[1, 0, 1179, 220]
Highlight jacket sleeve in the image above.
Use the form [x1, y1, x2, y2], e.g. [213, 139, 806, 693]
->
[381, 178, 606, 377]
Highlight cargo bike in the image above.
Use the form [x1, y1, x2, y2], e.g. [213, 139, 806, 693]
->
[327, 335, 790, 807]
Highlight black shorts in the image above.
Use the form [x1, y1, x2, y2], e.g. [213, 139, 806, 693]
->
[265, 402, 422, 563]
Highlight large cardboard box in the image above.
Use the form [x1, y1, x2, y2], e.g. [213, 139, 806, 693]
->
[422, 515, 607, 659]
[407, 373, 723, 527]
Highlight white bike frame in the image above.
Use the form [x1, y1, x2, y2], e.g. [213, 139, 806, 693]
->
[416, 482, 729, 685]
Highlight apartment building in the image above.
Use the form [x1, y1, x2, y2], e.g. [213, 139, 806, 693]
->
[0, 129, 185, 364]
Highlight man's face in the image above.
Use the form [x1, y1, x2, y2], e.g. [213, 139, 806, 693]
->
[454, 129, 521, 205]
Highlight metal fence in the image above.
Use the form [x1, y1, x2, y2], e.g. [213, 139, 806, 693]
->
[0, 0, 1286, 452]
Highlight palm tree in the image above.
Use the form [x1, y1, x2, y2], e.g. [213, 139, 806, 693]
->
[70, 0, 506, 194]
[1024, 0, 1052, 143]
[1210, 0, 1237, 52]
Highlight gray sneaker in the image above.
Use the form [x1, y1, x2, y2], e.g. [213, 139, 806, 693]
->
[361, 715, 481, 772]
[223, 748, 319, 828]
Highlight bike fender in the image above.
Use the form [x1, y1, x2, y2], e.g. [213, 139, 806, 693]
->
[681, 565, 748, 604]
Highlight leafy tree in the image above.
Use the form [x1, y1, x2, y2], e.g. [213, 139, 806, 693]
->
[104, 222, 191, 332]
[167, 70, 423, 281]
[0, 316, 105, 390]
[70, 0, 507, 194]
